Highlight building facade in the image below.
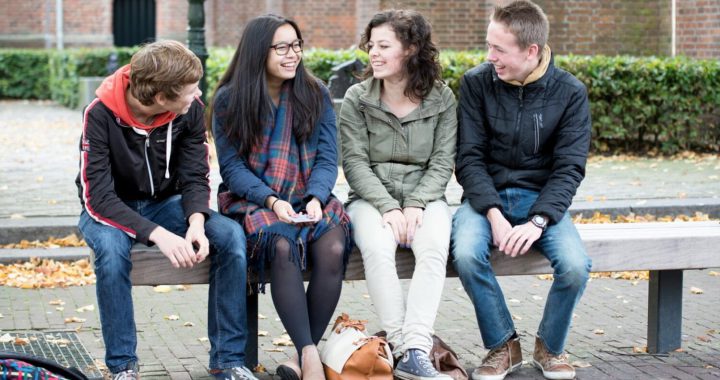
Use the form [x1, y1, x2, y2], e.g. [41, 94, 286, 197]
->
[0, 0, 718, 58]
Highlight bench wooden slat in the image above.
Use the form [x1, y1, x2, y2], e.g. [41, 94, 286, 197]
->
[128, 221, 720, 286]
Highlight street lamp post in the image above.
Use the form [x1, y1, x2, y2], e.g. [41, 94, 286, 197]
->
[187, 0, 208, 103]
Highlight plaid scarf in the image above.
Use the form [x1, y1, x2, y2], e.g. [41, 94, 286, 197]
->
[218, 83, 351, 288]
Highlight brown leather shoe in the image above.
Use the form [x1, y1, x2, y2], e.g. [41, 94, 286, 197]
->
[532, 337, 575, 380]
[471, 337, 522, 380]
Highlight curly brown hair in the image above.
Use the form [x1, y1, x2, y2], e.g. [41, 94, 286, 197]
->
[359, 9, 442, 101]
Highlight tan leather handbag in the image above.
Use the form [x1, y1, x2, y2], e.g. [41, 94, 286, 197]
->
[320, 314, 394, 380]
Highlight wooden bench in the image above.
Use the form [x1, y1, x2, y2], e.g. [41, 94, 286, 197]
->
[127, 221, 720, 368]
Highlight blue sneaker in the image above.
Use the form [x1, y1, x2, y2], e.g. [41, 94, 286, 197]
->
[395, 349, 453, 380]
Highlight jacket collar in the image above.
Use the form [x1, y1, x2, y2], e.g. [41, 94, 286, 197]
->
[357, 77, 448, 122]
[492, 49, 555, 90]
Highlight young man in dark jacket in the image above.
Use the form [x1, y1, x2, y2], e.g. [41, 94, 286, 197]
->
[76, 40, 256, 380]
[451, 1, 592, 380]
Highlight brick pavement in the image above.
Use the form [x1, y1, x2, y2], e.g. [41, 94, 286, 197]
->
[1, 270, 718, 379]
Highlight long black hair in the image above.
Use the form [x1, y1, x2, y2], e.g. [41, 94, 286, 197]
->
[209, 14, 322, 157]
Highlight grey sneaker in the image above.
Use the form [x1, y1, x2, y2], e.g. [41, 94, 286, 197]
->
[395, 349, 453, 380]
[112, 363, 140, 380]
[211, 366, 259, 380]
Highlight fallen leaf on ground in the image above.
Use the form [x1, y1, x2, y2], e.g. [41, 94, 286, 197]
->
[508, 299, 520, 303]
[164, 315, 180, 321]
[254, 364, 266, 373]
[532, 295, 543, 301]
[707, 329, 717, 335]
[198, 337, 209, 342]
[258, 330, 269, 336]
[362, 294, 370, 299]
[632, 346, 647, 353]
[175, 285, 190, 291]
[0, 334, 13, 343]
[1, 234, 86, 249]
[153, 285, 172, 293]
[49, 299, 66, 306]
[0, 313, 3, 318]
[709, 271, 719, 277]
[697, 336, 711, 342]
[272, 334, 294, 346]
[64, 317, 86, 323]
[183, 322, 195, 327]
[263, 347, 285, 352]
[705, 365, 717, 369]
[258, 313, 267, 319]
[56, 307, 64, 311]
[14, 337, 30, 345]
[47, 337, 71, 345]
[512, 314, 522, 321]
[593, 329, 605, 335]
[690, 287, 704, 294]
[76, 304, 95, 313]
[571, 361, 592, 368]
[0, 258, 95, 288]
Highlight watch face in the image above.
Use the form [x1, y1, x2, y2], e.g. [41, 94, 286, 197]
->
[533, 215, 547, 226]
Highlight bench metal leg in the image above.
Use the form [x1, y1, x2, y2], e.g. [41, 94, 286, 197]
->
[245, 286, 259, 369]
[647, 269, 683, 354]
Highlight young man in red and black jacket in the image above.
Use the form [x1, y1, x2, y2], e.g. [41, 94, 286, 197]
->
[450, 1, 592, 380]
[76, 40, 257, 380]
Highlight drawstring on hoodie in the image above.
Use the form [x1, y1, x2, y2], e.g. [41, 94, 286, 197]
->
[165, 120, 172, 178]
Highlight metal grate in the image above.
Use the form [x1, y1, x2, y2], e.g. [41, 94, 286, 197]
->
[0, 331, 103, 380]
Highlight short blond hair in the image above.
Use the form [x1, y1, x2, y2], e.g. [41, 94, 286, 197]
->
[129, 40, 203, 106]
[491, 0, 549, 50]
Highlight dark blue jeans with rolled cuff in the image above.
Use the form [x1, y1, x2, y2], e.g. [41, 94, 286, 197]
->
[79, 194, 249, 373]
[450, 188, 592, 355]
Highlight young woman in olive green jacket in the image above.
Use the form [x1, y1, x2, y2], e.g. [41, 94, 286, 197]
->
[339, 9, 457, 380]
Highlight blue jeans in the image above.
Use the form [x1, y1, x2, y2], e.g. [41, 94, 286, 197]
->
[79, 195, 249, 373]
[450, 188, 591, 355]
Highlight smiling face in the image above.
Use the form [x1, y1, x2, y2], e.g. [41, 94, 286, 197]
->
[265, 23, 302, 87]
[367, 23, 410, 82]
[486, 20, 540, 83]
[158, 82, 201, 115]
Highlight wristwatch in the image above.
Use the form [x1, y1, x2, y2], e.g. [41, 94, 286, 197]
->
[530, 214, 548, 231]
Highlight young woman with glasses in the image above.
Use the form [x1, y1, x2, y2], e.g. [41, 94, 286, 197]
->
[208, 14, 352, 380]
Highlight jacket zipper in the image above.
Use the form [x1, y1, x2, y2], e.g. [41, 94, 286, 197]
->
[511, 87, 524, 168]
[533, 113, 540, 155]
[144, 133, 155, 196]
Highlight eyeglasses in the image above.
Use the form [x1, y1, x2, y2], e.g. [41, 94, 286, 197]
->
[270, 39, 304, 56]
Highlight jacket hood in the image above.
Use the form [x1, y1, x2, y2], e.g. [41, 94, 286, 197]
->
[95, 64, 176, 130]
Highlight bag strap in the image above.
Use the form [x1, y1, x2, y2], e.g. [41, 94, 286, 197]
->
[0, 351, 89, 380]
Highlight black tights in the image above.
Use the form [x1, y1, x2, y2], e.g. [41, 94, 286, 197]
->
[270, 227, 346, 356]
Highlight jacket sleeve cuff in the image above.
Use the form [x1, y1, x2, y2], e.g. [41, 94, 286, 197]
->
[377, 200, 402, 214]
[529, 206, 564, 225]
[403, 199, 426, 209]
[468, 197, 502, 216]
[250, 187, 277, 208]
[136, 221, 160, 246]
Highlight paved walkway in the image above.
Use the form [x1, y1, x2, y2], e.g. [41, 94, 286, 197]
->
[1, 100, 719, 379]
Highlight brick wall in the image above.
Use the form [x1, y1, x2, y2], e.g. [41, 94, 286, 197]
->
[0, 0, 111, 47]
[157, 0, 188, 43]
[379, 0, 491, 50]
[1, 0, 718, 59]
[676, 0, 720, 58]
[535, 0, 670, 56]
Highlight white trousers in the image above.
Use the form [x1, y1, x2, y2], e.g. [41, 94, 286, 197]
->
[347, 199, 451, 355]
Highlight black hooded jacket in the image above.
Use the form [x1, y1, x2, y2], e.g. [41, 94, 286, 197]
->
[455, 57, 591, 224]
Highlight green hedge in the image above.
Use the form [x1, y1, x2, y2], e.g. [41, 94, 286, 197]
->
[1, 48, 718, 153]
[0, 50, 51, 99]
